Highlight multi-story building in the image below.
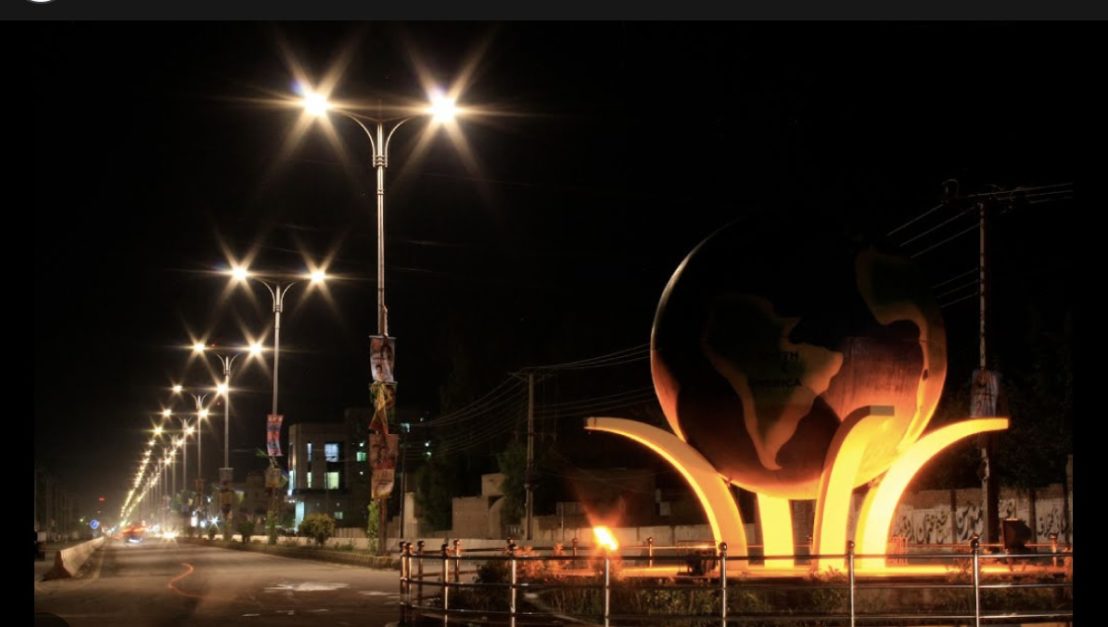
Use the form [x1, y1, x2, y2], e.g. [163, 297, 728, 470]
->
[288, 409, 371, 529]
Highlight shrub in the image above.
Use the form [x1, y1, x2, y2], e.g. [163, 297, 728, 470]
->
[237, 519, 256, 542]
[206, 525, 217, 540]
[300, 513, 336, 546]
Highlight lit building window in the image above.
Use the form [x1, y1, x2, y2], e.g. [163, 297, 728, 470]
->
[335, 511, 344, 520]
[306, 472, 313, 488]
[325, 443, 340, 462]
[307, 442, 313, 463]
[326, 472, 340, 490]
[356, 451, 367, 463]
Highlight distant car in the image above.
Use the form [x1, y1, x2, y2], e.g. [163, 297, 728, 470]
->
[122, 523, 146, 544]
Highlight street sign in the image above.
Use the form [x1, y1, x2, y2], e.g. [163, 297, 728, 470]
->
[89, 519, 100, 530]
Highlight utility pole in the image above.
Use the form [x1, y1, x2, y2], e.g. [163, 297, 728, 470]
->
[525, 372, 535, 541]
[977, 200, 1000, 546]
[398, 426, 407, 538]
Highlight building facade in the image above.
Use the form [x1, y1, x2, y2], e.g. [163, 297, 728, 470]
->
[288, 414, 370, 530]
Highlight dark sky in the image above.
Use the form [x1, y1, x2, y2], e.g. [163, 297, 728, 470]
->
[32, 22, 1080, 518]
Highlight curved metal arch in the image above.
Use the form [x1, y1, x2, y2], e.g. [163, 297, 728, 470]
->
[585, 417, 748, 556]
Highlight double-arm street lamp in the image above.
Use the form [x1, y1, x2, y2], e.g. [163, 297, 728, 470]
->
[226, 268, 326, 460]
[300, 86, 457, 343]
[171, 385, 212, 513]
[192, 342, 263, 490]
[226, 267, 326, 535]
[298, 84, 460, 553]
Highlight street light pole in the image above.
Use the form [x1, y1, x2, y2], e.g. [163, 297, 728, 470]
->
[300, 86, 458, 555]
[194, 342, 257, 532]
[192, 394, 209, 509]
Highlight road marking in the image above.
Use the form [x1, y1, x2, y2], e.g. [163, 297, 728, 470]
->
[264, 582, 350, 592]
[168, 562, 203, 598]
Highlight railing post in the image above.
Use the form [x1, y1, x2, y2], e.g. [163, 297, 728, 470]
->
[603, 549, 612, 627]
[971, 536, 981, 627]
[452, 539, 461, 583]
[416, 540, 425, 608]
[407, 543, 416, 609]
[400, 542, 411, 620]
[1050, 532, 1059, 568]
[847, 540, 856, 627]
[508, 540, 518, 627]
[441, 542, 450, 623]
[403, 542, 412, 611]
[647, 536, 655, 568]
[719, 542, 728, 627]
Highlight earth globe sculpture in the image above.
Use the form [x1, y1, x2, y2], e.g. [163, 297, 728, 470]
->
[650, 214, 947, 500]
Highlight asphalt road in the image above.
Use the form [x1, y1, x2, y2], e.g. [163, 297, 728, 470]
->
[34, 538, 404, 626]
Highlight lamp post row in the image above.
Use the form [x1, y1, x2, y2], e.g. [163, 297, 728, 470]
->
[122, 84, 463, 544]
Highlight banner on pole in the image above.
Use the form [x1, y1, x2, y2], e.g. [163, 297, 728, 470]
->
[370, 432, 400, 499]
[970, 369, 1000, 417]
[369, 381, 396, 435]
[219, 467, 234, 486]
[265, 466, 284, 490]
[267, 414, 284, 457]
[370, 336, 396, 384]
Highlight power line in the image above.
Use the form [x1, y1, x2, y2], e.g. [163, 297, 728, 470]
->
[887, 204, 944, 237]
[934, 279, 980, 301]
[521, 343, 650, 372]
[897, 205, 975, 247]
[910, 223, 980, 259]
[932, 268, 979, 289]
[940, 291, 979, 310]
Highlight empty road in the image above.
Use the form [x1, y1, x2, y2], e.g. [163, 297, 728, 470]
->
[35, 538, 403, 626]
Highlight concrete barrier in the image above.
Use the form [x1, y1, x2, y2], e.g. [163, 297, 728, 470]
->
[44, 536, 105, 580]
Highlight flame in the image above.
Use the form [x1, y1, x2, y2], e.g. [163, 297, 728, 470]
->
[593, 526, 619, 552]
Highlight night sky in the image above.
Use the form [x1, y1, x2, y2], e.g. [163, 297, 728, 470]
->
[32, 22, 1079, 518]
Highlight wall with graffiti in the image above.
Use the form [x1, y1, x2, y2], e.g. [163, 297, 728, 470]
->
[889, 483, 1071, 545]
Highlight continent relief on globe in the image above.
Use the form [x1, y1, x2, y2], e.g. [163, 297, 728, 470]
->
[701, 295, 843, 473]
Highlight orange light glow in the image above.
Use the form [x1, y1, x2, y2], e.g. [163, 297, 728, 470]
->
[593, 526, 619, 552]
[812, 406, 895, 571]
[854, 417, 1009, 571]
[756, 494, 795, 569]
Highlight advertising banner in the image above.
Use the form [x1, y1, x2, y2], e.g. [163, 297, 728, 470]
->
[370, 336, 396, 384]
[266, 414, 283, 457]
[370, 432, 400, 499]
[369, 381, 396, 435]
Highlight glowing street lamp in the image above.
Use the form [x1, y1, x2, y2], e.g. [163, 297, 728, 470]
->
[298, 83, 457, 341]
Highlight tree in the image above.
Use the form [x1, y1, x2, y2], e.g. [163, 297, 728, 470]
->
[414, 450, 462, 532]
[497, 439, 526, 527]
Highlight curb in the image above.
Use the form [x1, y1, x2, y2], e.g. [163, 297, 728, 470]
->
[182, 537, 400, 570]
